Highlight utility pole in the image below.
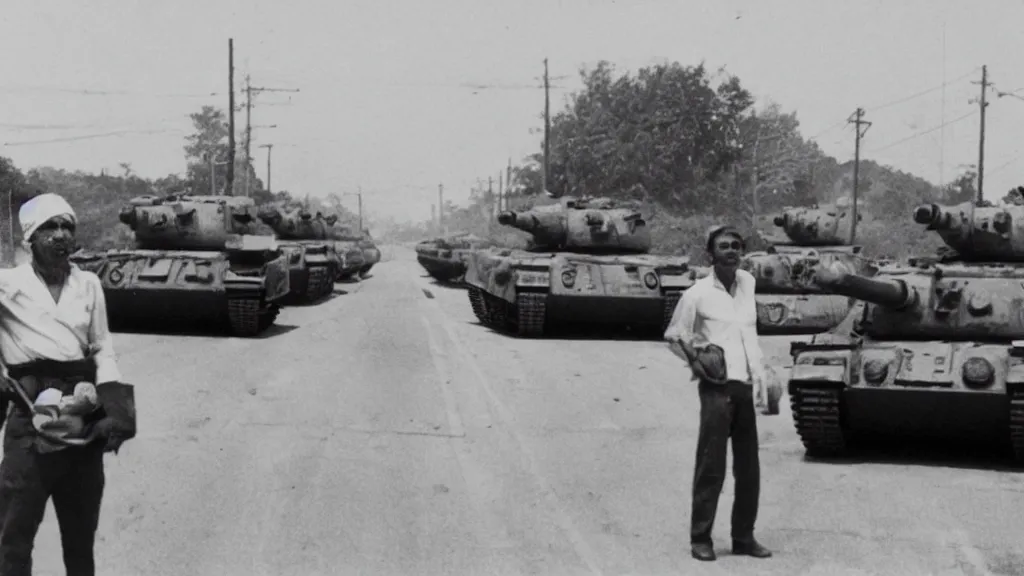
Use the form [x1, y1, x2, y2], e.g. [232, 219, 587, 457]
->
[245, 74, 252, 198]
[506, 158, 512, 211]
[438, 183, 445, 235]
[543, 58, 550, 196]
[488, 176, 493, 218]
[227, 39, 236, 195]
[209, 155, 216, 195]
[244, 77, 299, 196]
[848, 108, 872, 244]
[357, 187, 363, 232]
[972, 65, 989, 203]
[497, 171, 502, 219]
[259, 143, 272, 194]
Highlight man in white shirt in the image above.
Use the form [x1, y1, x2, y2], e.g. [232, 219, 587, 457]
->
[0, 193, 135, 576]
[664, 225, 772, 562]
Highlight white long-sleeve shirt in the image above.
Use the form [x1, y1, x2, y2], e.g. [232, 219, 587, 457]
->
[0, 262, 121, 384]
[663, 268, 766, 387]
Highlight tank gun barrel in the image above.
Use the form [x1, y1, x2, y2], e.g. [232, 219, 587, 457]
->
[913, 203, 959, 230]
[814, 261, 918, 309]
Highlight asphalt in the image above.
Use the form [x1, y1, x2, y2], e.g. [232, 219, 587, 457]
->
[17, 246, 1024, 576]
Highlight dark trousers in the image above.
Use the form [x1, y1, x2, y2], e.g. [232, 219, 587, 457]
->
[690, 380, 760, 545]
[0, 358, 104, 576]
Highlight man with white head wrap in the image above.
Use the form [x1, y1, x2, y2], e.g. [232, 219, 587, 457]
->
[0, 192, 134, 576]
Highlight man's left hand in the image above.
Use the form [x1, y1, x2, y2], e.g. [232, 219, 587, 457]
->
[753, 378, 768, 408]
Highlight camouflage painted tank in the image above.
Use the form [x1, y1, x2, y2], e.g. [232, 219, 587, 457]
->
[416, 232, 495, 283]
[69, 194, 290, 336]
[257, 206, 341, 303]
[740, 204, 878, 334]
[788, 200, 1024, 463]
[462, 195, 705, 337]
[324, 216, 379, 279]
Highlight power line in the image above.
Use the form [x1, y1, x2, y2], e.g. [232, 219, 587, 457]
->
[865, 68, 978, 112]
[804, 68, 978, 142]
[1, 128, 185, 146]
[0, 84, 229, 98]
[865, 110, 977, 154]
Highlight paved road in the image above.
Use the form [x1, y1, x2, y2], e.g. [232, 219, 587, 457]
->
[21, 246, 1024, 575]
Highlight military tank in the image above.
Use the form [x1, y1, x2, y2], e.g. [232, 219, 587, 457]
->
[462, 195, 705, 337]
[740, 204, 877, 334]
[416, 232, 495, 283]
[257, 206, 342, 303]
[323, 215, 379, 278]
[788, 199, 1024, 463]
[69, 194, 291, 336]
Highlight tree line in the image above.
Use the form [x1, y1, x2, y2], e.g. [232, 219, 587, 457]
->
[0, 105, 362, 252]
[401, 60, 986, 260]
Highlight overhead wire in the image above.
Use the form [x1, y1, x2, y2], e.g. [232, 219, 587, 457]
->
[866, 110, 977, 155]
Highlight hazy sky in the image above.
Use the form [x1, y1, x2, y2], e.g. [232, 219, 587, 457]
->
[2, 0, 1022, 224]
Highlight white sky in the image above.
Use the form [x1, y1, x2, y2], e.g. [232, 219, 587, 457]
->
[1, 0, 1022, 224]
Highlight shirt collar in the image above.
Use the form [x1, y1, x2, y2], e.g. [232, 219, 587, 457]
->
[710, 267, 742, 297]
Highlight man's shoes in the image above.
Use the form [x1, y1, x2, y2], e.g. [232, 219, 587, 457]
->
[691, 542, 716, 562]
[732, 539, 773, 558]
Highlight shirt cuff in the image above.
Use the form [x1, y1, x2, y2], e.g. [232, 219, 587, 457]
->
[95, 359, 123, 385]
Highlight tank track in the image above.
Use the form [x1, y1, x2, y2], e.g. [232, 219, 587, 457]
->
[1010, 388, 1024, 463]
[306, 266, 332, 302]
[662, 291, 682, 333]
[789, 384, 847, 456]
[227, 297, 279, 337]
[484, 292, 509, 329]
[467, 287, 487, 321]
[515, 293, 546, 337]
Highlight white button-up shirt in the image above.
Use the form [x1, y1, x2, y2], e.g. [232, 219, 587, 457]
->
[663, 268, 765, 386]
[0, 262, 121, 384]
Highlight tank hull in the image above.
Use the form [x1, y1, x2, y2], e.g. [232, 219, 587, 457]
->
[787, 339, 1024, 463]
[333, 241, 366, 281]
[359, 242, 381, 276]
[754, 293, 857, 335]
[69, 247, 291, 337]
[278, 241, 337, 304]
[742, 245, 876, 335]
[463, 248, 704, 337]
[416, 247, 481, 284]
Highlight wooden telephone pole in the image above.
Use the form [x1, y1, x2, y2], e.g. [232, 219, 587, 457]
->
[543, 58, 550, 196]
[226, 39, 236, 195]
[848, 108, 871, 244]
[972, 65, 989, 203]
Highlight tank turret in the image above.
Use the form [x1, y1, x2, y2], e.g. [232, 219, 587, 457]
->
[257, 205, 336, 240]
[740, 204, 874, 335]
[768, 204, 861, 247]
[496, 196, 650, 253]
[119, 194, 261, 251]
[911, 201, 1024, 261]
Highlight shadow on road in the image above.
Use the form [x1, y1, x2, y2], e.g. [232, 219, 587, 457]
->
[253, 324, 299, 339]
[425, 276, 466, 290]
[286, 293, 341, 307]
[803, 437, 1024, 473]
[464, 319, 665, 342]
[113, 321, 299, 340]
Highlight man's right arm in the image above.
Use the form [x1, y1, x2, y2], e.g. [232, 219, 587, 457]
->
[664, 289, 700, 365]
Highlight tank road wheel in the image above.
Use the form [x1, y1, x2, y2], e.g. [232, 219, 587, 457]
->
[1010, 388, 1024, 464]
[789, 384, 848, 457]
[467, 287, 487, 321]
[514, 293, 546, 337]
[662, 291, 682, 333]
